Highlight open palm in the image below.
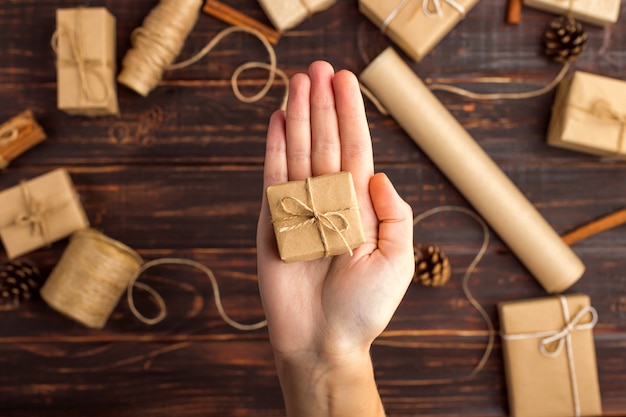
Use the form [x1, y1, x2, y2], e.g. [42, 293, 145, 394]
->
[256, 62, 415, 360]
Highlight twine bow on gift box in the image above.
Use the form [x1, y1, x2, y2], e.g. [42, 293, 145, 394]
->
[7, 182, 69, 246]
[501, 296, 599, 417]
[51, 12, 110, 106]
[587, 99, 626, 154]
[381, 0, 466, 32]
[275, 177, 355, 257]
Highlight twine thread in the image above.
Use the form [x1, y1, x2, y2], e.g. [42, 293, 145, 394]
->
[375, 206, 494, 382]
[569, 99, 626, 154]
[274, 177, 356, 257]
[381, 0, 465, 33]
[501, 296, 598, 417]
[0, 116, 29, 148]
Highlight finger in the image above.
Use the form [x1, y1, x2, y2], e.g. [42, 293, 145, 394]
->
[334, 70, 374, 185]
[309, 61, 341, 176]
[285, 72, 312, 180]
[369, 173, 414, 275]
[263, 110, 288, 189]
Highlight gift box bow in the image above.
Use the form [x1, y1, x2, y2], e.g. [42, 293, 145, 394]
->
[501, 296, 598, 417]
[381, 0, 467, 33]
[1, 181, 71, 246]
[53, 10, 112, 106]
[570, 99, 626, 154]
[273, 177, 357, 257]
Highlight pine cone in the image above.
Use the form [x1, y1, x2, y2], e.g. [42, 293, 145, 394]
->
[543, 16, 587, 63]
[413, 245, 451, 287]
[0, 260, 41, 311]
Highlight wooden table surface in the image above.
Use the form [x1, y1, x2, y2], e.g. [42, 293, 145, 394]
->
[1, 0, 625, 416]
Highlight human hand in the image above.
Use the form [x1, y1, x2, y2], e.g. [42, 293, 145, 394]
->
[256, 61, 415, 363]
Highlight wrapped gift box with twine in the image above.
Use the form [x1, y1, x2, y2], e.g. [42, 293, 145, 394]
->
[55, 7, 119, 116]
[547, 71, 626, 159]
[359, 0, 480, 62]
[0, 110, 46, 169]
[267, 172, 365, 262]
[258, 0, 336, 32]
[0, 168, 90, 259]
[499, 295, 602, 417]
[523, 0, 620, 27]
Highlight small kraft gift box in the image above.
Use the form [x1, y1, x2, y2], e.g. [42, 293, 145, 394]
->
[55, 7, 119, 116]
[266, 172, 365, 262]
[0, 168, 90, 259]
[547, 71, 626, 159]
[523, 0, 620, 27]
[359, 0, 480, 62]
[0, 110, 46, 169]
[499, 294, 602, 417]
[258, 0, 336, 32]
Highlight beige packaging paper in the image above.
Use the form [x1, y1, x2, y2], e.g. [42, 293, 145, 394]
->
[56, 7, 119, 116]
[359, 0, 479, 62]
[267, 172, 365, 262]
[0, 110, 47, 169]
[499, 295, 602, 417]
[547, 71, 626, 159]
[360, 48, 585, 293]
[258, 0, 336, 32]
[523, 0, 620, 27]
[0, 168, 90, 259]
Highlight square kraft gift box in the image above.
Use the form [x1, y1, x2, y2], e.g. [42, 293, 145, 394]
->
[258, 0, 336, 32]
[266, 172, 365, 262]
[359, 0, 479, 62]
[55, 7, 119, 116]
[547, 71, 626, 159]
[499, 295, 602, 417]
[0, 168, 90, 259]
[523, 0, 620, 27]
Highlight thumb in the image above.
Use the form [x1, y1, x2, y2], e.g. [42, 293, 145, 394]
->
[369, 173, 414, 265]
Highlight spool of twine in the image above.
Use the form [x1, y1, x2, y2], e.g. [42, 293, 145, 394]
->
[40, 228, 144, 329]
[118, 0, 203, 97]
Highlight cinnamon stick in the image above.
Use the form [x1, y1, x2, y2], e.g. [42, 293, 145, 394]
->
[203, 0, 281, 45]
[506, 0, 522, 24]
[562, 208, 626, 245]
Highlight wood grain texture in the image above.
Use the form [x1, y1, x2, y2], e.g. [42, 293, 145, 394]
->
[1, 0, 625, 415]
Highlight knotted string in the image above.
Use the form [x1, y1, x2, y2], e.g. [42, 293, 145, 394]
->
[11, 182, 59, 245]
[381, 0, 466, 33]
[51, 9, 110, 105]
[585, 100, 626, 154]
[0, 117, 29, 148]
[275, 177, 355, 257]
[501, 296, 598, 417]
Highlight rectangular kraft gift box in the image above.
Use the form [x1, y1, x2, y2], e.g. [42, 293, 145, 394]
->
[56, 7, 119, 116]
[0, 110, 46, 169]
[359, 0, 479, 62]
[547, 71, 626, 159]
[266, 172, 365, 262]
[499, 294, 602, 417]
[258, 0, 335, 32]
[523, 0, 620, 27]
[0, 168, 90, 259]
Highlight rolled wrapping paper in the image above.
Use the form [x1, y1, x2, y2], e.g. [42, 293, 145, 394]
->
[360, 48, 584, 293]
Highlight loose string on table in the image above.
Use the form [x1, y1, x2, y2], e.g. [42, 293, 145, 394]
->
[501, 296, 598, 417]
[375, 206, 495, 381]
[274, 177, 356, 257]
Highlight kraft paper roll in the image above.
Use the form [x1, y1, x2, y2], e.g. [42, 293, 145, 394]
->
[360, 48, 585, 293]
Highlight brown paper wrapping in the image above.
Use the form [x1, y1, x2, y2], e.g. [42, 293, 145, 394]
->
[258, 0, 335, 32]
[267, 172, 365, 262]
[359, 0, 479, 62]
[523, 0, 620, 26]
[0, 110, 46, 169]
[0, 168, 90, 259]
[499, 295, 602, 417]
[56, 7, 119, 116]
[360, 48, 584, 293]
[548, 71, 626, 159]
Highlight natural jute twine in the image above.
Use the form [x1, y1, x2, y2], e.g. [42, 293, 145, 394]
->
[40, 228, 144, 329]
[118, 0, 288, 108]
[40, 228, 267, 331]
